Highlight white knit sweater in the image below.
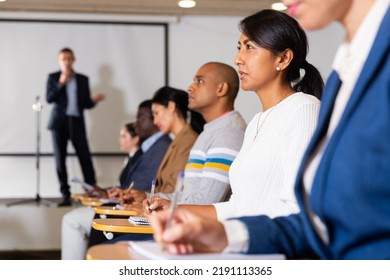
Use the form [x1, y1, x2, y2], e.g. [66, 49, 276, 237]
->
[214, 93, 320, 220]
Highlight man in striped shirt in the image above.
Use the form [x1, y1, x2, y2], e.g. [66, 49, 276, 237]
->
[144, 62, 247, 207]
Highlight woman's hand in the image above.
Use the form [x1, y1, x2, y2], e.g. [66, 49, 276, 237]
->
[149, 207, 228, 254]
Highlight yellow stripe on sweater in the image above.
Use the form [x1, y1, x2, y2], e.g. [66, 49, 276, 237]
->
[185, 163, 204, 169]
[204, 162, 230, 171]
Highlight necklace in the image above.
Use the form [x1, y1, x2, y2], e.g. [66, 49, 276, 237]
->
[253, 92, 292, 141]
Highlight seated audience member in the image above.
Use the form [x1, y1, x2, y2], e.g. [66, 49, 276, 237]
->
[116, 99, 172, 192]
[133, 86, 202, 195]
[150, 0, 390, 260]
[61, 99, 171, 260]
[82, 122, 142, 199]
[100, 62, 247, 244]
[127, 62, 247, 206]
[87, 85, 203, 246]
[147, 9, 323, 222]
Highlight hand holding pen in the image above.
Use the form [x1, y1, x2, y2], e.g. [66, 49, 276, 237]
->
[107, 187, 122, 201]
[143, 197, 171, 214]
[116, 181, 135, 208]
[147, 171, 227, 254]
[149, 206, 228, 254]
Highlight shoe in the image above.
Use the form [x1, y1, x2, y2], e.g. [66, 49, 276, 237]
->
[57, 197, 72, 207]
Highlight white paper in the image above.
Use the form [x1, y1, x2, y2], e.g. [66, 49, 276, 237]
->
[99, 198, 120, 204]
[129, 241, 285, 260]
[70, 177, 94, 191]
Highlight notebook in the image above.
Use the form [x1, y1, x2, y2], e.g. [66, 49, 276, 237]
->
[128, 216, 150, 226]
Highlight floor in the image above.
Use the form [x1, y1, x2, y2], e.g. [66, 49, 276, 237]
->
[0, 197, 79, 259]
[1, 196, 62, 207]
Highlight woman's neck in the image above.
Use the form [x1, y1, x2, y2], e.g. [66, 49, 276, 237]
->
[128, 146, 139, 157]
[171, 117, 187, 136]
[257, 84, 295, 111]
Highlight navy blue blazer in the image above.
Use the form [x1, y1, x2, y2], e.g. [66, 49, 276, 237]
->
[46, 71, 95, 130]
[118, 149, 143, 187]
[121, 134, 172, 192]
[237, 8, 390, 259]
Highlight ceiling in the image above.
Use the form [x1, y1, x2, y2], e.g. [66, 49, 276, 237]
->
[0, 0, 280, 17]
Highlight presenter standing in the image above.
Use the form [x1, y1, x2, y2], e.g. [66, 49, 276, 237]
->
[46, 47, 105, 206]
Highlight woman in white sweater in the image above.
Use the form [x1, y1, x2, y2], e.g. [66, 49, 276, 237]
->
[216, 93, 320, 219]
[147, 9, 323, 221]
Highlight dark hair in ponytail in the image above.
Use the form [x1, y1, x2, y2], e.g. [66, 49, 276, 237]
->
[239, 9, 324, 99]
[152, 86, 205, 134]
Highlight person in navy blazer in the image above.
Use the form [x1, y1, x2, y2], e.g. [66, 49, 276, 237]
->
[87, 100, 173, 252]
[46, 47, 105, 206]
[149, 0, 390, 260]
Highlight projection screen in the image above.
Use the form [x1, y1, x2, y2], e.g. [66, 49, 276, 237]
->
[0, 18, 167, 154]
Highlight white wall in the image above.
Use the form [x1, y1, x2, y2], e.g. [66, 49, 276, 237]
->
[0, 13, 345, 199]
[168, 16, 345, 123]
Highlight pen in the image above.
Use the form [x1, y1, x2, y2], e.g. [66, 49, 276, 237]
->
[161, 172, 184, 252]
[117, 181, 134, 207]
[126, 181, 135, 193]
[149, 179, 156, 205]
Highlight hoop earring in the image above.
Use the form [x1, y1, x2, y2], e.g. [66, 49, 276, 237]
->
[276, 66, 281, 72]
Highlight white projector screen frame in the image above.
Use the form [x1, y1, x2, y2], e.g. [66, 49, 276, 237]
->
[0, 19, 167, 154]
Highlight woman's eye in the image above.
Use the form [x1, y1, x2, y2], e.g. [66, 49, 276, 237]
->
[246, 43, 253, 50]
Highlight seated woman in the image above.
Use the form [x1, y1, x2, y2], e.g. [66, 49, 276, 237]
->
[82, 122, 142, 199]
[87, 86, 204, 247]
[143, 85, 204, 195]
[145, 9, 323, 222]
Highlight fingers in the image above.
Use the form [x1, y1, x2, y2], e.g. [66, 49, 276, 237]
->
[59, 72, 71, 84]
[144, 197, 170, 213]
[128, 190, 147, 203]
[142, 199, 153, 216]
[120, 193, 133, 204]
[149, 208, 192, 244]
[92, 93, 105, 103]
[153, 212, 200, 255]
[142, 198, 150, 209]
[165, 243, 194, 255]
[149, 210, 171, 243]
[107, 187, 122, 200]
[149, 198, 163, 210]
[161, 213, 198, 243]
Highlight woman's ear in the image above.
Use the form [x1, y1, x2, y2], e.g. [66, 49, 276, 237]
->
[276, 48, 294, 71]
[167, 101, 176, 113]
